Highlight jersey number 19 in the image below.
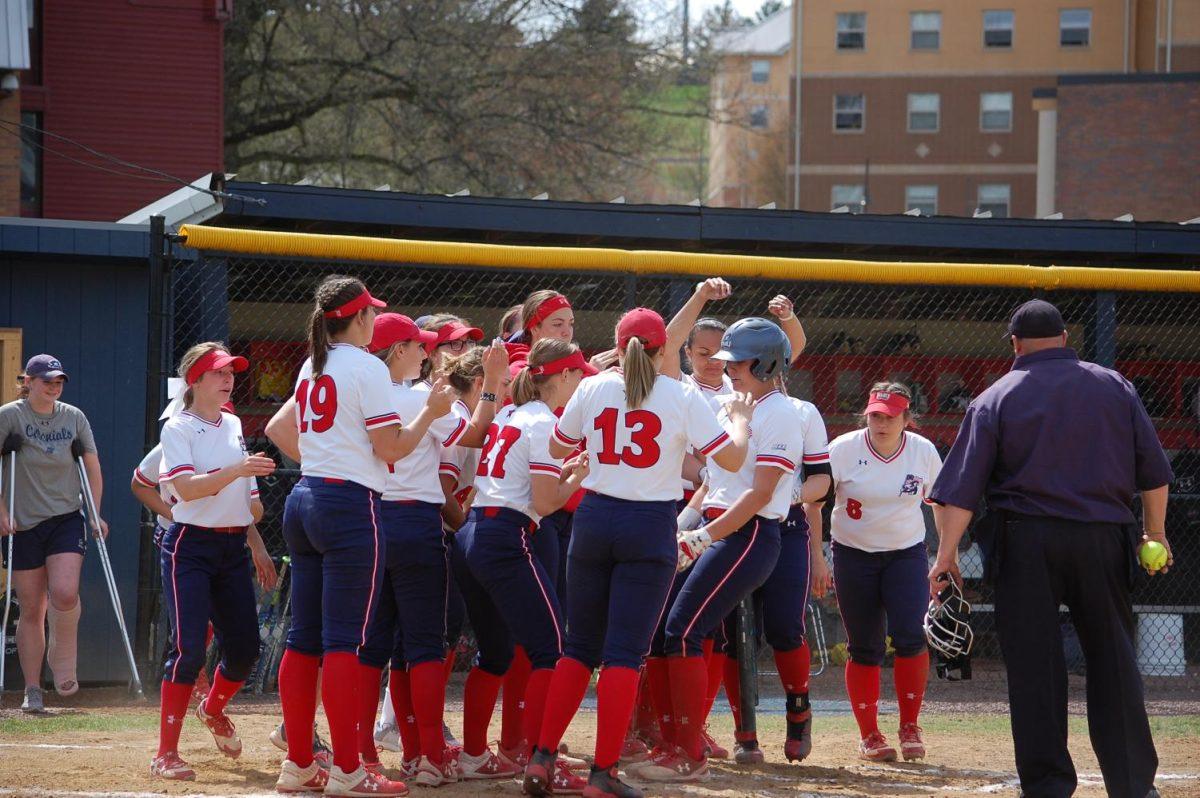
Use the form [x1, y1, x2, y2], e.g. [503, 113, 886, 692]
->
[296, 375, 339, 433]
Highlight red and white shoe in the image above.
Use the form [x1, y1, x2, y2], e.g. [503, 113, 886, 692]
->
[619, 733, 649, 764]
[624, 744, 673, 777]
[858, 730, 898, 762]
[701, 726, 729, 760]
[364, 761, 385, 776]
[636, 750, 709, 782]
[414, 755, 459, 787]
[398, 757, 420, 779]
[899, 722, 926, 761]
[150, 752, 195, 781]
[498, 741, 530, 770]
[195, 700, 242, 759]
[325, 764, 409, 796]
[275, 759, 329, 793]
[733, 738, 764, 765]
[458, 747, 521, 779]
[549, 759, 588, 794]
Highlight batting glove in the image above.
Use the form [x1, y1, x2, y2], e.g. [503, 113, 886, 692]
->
[677, 506, 702, 532]
[677, 527, 713, 572]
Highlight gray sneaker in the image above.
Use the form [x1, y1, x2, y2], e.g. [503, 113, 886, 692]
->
[21, 685, 45, 712]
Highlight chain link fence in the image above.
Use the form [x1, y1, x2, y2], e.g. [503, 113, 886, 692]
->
[159, 251, 1200, 692]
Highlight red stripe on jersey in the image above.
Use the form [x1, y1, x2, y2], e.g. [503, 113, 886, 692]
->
[697, 431, 731, 456]
[552, 425, 582, 447]
[133, 468, 156, 487]
[439, 462, 461, 477]
[756, 454, 796, 471]
[161, 464, 195, 480]
[865, 431, 907, 464]
[529, 462, 563, 477]
[802, 452, 830, 463]
[364, 412, 401, 429]
[442, 417, 467, 448]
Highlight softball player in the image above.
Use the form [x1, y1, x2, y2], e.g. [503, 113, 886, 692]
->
[152, 343, 273, 781]
[270, 276, 433, 797]
[0, 355, 106, 712]
[638, 318, 803, 783]
[461, 339, 590, 789]
[524, 309, 751, 798]
[822, 382, 942, 762]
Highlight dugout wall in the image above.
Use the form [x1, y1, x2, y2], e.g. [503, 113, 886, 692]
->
[166, 187, 1200, 691]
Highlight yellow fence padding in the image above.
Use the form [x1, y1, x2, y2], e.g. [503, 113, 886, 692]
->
[178, 225, 1200, 293]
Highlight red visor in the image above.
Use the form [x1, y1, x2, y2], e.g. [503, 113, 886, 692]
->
[324, 288, 387, 319]
[617, 307, 667, 350]
[528, 351, 588, 376]
[186, 350, 249, 386]
[437, 321, 484, 346]
[525, 295, 571, 331]
[864, 391, 910, 417]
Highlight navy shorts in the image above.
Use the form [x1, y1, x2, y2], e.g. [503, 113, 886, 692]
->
[832, 539, 929, 664]
[4, 512, 86, 571]
[450, 516, 514, 675]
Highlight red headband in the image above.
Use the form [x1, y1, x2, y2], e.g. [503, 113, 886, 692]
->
[324, 288, 386, 319]
[186, 350, 249, 386]
[525, 295, 572, 331]
[528, 351, 587, 376]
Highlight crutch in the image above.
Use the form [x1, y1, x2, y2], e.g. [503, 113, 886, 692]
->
[71, 438, 144, 697]
[0, 433, 20, 698]
[807, 600, 830, 676]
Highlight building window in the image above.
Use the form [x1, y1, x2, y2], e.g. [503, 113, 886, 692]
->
[837, 13, 866, 50]
[1060, 8, 1091, 46]
[977, 183, 1011, 217]
[833, 93, 865, 131]
[906, 185, 938, 216]
[20, 111, 42, 218]
[750, 59, 770, 84]
[749, 104, 769, 129]
[907, 93, 940, 132]
[832, 184, 866, 213]
[910, 12, 941, 50]
[983, 10, 1014, 48]
[980, 92, 1013, 131]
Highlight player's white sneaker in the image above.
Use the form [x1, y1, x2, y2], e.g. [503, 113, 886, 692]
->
[195, 699, 242, 759]
[458, 747, 520, 779]
[275, 758, 329, 793]
[413, 755, 459, 787]
[325, 764, 409, 796]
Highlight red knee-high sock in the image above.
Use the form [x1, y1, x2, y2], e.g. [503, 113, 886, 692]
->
[278, 650, 321, 767]
[410, 660, 447, 763]
[667, 655, 708, 761]
[536, 657, 592, 753]
[633, 669, 657, 737]
[774, 642, 811, 695]
[157, 680, 192, 757]
[893, 652, 929, 726]
[702, 651, 726, 724]
[388, 669, 421, 761]
[501, 646, 533, 749]
[643, 656, 675, 745]
[322, 652, 363, 773]
[443, 648, 458, 683]
[522, 668, 555, 754]
[463, 667, 503, 757]
[594, 666, 640, 770]
[358, 665, 384, 764]
[202, 668, 244, 716]
[722, 655, 745, 737]
[845, 661, 882, 739]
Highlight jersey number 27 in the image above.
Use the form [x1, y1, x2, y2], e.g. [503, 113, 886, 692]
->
[296, 375, 339, 433]
[477, 424, 521, 478]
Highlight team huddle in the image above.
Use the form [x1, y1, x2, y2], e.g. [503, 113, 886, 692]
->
[140, 275, 948, 798]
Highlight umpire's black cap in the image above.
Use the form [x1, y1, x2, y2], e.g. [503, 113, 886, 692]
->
[1005, 299, 1066, 339]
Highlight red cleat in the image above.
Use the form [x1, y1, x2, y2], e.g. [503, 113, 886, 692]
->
[276, 759, 330, 793]
[899, 722, 926, 761]
[858, 730, 898, 762]
[701, 726, 729, 760]
[195, 699, 242, 759]
[150, 752, 195, 781]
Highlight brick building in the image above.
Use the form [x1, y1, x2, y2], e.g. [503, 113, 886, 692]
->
[0, 0, 227, 221]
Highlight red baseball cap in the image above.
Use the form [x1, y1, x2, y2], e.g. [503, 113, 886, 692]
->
[370, 313, 438, 353]
[436, 321, 484, 346]
[864, 390, 910, 417]
[186, 349, 249, 385]
[617, 308, 667, 350]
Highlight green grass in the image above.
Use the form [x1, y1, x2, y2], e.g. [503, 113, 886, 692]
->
[0, 711, 157, 736]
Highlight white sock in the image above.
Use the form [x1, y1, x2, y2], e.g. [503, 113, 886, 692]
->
[47, 600, 81, 696]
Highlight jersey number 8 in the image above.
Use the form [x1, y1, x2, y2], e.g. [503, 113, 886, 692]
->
[296, 375, 339, 433]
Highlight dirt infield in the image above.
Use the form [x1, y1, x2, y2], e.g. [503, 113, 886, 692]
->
[1, 688, 1198, 798]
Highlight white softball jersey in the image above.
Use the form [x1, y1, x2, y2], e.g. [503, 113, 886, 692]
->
[827, 429, 943, 552]
[382, 391, 468, 503]
[159, 410, 259, 528]
[133, 443, 175, 530]
[553, 371, 731, 502]
[682, 372, 733, 413]
[474, 401, 564, 523]
[704, 389, 805, 521]
[293, 343, 402, 494]
[788, 396, 831, 505]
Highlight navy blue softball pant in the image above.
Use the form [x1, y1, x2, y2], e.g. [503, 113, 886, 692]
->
[832, 539, 929, 664]
[450, 516, 515, 675]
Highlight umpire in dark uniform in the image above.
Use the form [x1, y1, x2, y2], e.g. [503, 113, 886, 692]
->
[927, 299, 1173, 798]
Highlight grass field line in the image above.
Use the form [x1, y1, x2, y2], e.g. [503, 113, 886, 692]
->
[0, 742, 115, 750]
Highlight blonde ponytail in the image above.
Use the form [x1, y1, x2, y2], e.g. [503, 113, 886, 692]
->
[512, 338, 578, 407]
[622, 337, 658, 409]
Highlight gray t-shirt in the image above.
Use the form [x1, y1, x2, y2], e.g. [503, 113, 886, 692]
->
[0, 400, 97, 530]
